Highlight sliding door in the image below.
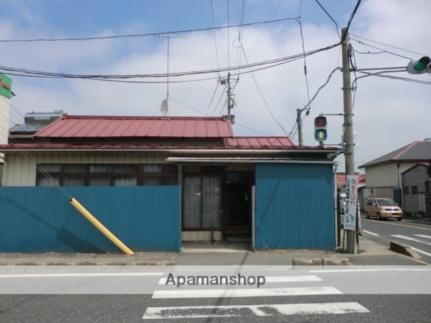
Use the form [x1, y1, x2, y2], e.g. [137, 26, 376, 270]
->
[183, 175, 221, 230]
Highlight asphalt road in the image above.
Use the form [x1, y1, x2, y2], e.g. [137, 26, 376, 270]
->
[0, 294, 430, 322]
[361, 215, 431, 264]
[1, 267, 431, 322]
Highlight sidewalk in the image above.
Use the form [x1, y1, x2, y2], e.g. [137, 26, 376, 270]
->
[0, 235, 425, 266]
[0, 251, 178, 266]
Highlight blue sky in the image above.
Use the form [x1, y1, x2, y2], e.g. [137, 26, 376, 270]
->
[0, 0, 430, 168]
[1, 0, 356, 36]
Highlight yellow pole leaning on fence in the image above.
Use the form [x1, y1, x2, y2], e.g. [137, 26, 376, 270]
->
[69, 197, 134, 255]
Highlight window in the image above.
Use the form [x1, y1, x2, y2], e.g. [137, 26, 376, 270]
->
[403, 186, 410, 195]
[36, 164, 177, 187]
[411, 185, 418, 195]
[142, 164, 178, 186]
[367, 199, 374, 206]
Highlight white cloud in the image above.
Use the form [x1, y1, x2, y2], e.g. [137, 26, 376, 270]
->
[1, 0, 430, 170]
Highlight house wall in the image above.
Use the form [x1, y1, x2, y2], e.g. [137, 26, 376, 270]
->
[254, 163, 335, 250]
[2, 152, 167, 186]
[0, 95, 10, 162]
[365, 163, 415, 188]
[402, 165, 428, 214]
[365, 162, 415, 207]
[0, 186, 180, 252]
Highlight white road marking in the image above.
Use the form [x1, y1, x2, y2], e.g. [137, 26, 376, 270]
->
[265, 275, 322, 283]
[391, 235, 431, 246]
[363, 230, 379, 236]
[409, 246, 431, 257]
[142, 302, 369, 319]
[415, 234, 431, 240]
[152, 286, 342, 299]
[0, 272, 163, 279]
[311, 268, 431, 273]
[158, 275, 321, 285]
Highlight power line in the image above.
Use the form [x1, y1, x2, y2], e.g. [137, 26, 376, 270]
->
[211, 83, 228, 115]
[169, 95, 266, 135]
[0, 17, 299, 43]
[314, 0, 340, 37]
[342, 0, 362, 41]
[0, 42, 340, 80]
[350, 33, 428, 57]
[356, 71, 431, 86]
[249, 0, 288, 58]
[350, 37, 412, 60]
[205, 80, 220, 114]
[235, 101, 272, 135]
[234, 122, 269, 136]
[3, 71, 220, 84]
[353, 49, 385, 55]
[210, 0, 221, 74]
[239, 42, 289, 135]
[296, 18, 312, 114]
[227, 0, 231, 69]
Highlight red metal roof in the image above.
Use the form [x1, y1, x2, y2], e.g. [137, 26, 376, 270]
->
[336, 173, 366, 188]
[224, 137, 294, 149]
[35, 115, 234, 139]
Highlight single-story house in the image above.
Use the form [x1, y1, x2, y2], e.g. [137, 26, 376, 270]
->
[0, 114, 340, 252]
[359, 139, 431, 207]
[402, 163, 431, 217]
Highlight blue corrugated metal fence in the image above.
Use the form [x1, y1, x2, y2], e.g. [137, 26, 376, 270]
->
[0, 186, 180, 252]
[255, 163, 335, 250]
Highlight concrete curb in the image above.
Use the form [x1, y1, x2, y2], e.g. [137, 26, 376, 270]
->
[389, 241, 421, 260]
[0, 261, 176, 266]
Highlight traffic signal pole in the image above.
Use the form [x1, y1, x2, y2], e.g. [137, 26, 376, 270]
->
[341, 27, 356, 254]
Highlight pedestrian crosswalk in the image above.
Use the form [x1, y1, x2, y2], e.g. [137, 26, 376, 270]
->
[391, 234, 431, 246]
[390, 234, 431, 257]
[142, 274, 370, 320]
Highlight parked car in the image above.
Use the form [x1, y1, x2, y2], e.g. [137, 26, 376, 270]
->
[366, 198, 403, 221]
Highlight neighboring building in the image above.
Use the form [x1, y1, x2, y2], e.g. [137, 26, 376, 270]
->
[0, 74, 13, 186]
[0, 114, 340, 252]
[1, 110, 63, 185]
[336, 173, 365, 191]
[359, 139, 431, 207]
[9, 110, 64, 140]
[402, 163, 431, 217]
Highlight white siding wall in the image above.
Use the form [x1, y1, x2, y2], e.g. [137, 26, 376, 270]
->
[0, 95, 10, 163]
[365, 162, 415, 188]
[2, 152, 167, 186]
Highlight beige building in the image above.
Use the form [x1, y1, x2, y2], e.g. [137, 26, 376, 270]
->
[359, 139, 431, 207]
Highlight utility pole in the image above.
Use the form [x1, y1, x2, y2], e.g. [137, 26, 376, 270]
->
[296, 108, 303, 146]
[341, 27, 356, 254]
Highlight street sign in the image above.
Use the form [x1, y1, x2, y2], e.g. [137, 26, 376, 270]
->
[344, 175, 358, 231]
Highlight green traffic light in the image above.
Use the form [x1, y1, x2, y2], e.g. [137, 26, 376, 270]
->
[315, 129, 327, 141]
[414, 57, 431, 71]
